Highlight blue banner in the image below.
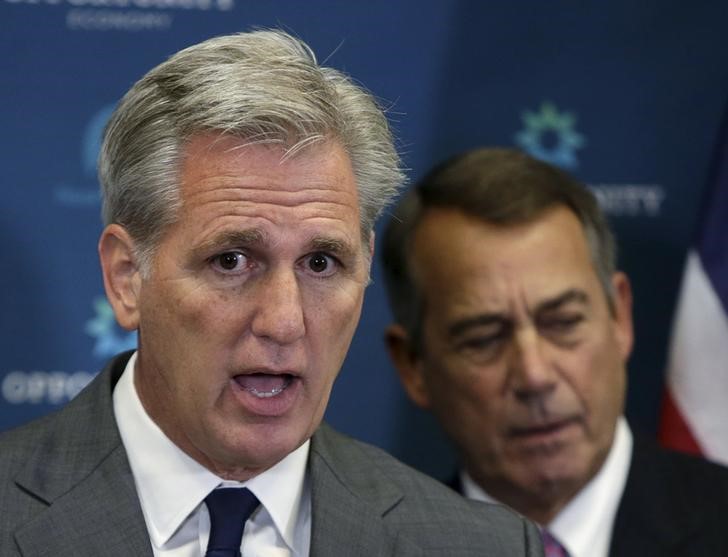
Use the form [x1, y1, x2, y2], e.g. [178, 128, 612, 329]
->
[3, 0, 728, 479]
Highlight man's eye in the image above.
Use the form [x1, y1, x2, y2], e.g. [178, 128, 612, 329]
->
[460, 335, 500, 352]
[307, 252, 336, 274]
[452, 334, 504, 365]
[213, 251, 247, 272]
[542, 315, 583, 331]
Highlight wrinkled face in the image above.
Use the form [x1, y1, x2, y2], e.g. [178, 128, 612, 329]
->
[402, 206, 632, 516]
[112, 136, 369, 479]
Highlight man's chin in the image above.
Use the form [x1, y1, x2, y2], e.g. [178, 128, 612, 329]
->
[194, 422, 308, 479]
[511, 459, 590, 501]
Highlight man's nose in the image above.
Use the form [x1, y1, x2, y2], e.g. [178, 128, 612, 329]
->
[250, 267, 306, 345]
[508, 329, 557, 401]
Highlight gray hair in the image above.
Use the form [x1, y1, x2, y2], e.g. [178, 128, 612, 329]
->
[99, 29, 404, 273]
[381, 147, 617, 350]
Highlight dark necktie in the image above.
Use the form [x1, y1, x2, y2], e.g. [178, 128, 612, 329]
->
[541, 530, 571, 557]
[204, 487, 260, 557]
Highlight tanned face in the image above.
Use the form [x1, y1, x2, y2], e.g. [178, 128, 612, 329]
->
[389, 206, 632, 523]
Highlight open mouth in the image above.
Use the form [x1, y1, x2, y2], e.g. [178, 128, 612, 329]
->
[234, 373, 294, 399]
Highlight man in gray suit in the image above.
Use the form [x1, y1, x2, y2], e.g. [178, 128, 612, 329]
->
[0, 31, 541, 556]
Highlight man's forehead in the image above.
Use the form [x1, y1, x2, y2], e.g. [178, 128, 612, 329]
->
[415, 204, 583, 242]
[407, 209, 601, 310]
[152, 134, 366, 256]
[410, 206, 592, 276]
[177, 134, 359, 205]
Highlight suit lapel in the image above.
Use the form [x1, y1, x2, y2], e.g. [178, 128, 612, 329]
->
[308, 476, 420, 557]
[14, 445, 151, 556]
[609, 436, 698, 557]
[308, 425, 422, 557]
[12, 353, 152, 557]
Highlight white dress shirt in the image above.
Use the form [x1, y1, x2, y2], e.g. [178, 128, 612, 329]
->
[113, 352, 312, 557]
[462, 417, 633, 557]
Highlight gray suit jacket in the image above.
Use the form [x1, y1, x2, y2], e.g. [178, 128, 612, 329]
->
[0, 353, 542, 556]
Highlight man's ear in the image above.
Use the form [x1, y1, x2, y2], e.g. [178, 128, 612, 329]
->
[385, 323, 432, 409]
[98, 224, 142, 331]
[611, 271, 634, 362]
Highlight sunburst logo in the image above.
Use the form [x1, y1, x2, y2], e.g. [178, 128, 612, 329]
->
[85, 297, 137, 359]
[514, 102, 586, 170]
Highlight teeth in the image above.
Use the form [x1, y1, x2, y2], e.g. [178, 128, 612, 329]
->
[248, 385, 284, 398]
[245, 376, 292, 398]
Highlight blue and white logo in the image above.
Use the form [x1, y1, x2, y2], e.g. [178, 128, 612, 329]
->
[85, 296, 137, 359]
[54, 104, 115, 207]
[515, 101, 585, 170]
[514, 101, 665, 217]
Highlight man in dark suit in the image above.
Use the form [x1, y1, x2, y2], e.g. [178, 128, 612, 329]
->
[0, 33, 542, 556]
[381, 147, 728, 557]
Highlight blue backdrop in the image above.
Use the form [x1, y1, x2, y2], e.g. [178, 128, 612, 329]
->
[3, 0, 728, 479]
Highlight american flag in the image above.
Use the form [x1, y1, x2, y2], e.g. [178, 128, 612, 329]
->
[659, 112, 728, 465]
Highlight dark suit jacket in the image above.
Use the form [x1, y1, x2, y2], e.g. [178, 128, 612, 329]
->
[0, 353, 543, 556]
[450, 432, 728, 556]
[609, 435, 728, 556]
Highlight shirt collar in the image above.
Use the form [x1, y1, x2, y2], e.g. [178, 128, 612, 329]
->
[113, 351, 310, 552]
[461, 416, 633, 557]
[548, 417, 632, 557]
[237, 439, 310, 552]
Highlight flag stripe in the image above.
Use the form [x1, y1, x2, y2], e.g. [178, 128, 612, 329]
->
[696, 120, 728, 315]
[658, 389, 703, 456]
[661, 243, 728, 464]
[660, 105, 728, 466]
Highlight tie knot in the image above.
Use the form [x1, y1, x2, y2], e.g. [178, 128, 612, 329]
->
[541, 530, 570, 557]
[205, 488, 260, 557]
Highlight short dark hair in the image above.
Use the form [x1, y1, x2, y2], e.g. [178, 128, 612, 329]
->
[380, 147, 616, 349]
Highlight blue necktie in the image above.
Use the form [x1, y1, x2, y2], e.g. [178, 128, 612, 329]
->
[204, 488, 260, 557]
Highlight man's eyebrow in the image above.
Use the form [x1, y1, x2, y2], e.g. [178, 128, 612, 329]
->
[448, 314, 508, 339]
[446, 289, 589, 338]
[193, 229, 266, 255]
[535, 289, 589, 313]
[310, 237, 358, 258]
